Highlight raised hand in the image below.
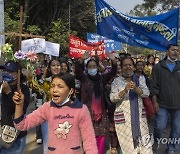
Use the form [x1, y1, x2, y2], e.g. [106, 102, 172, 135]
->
[124, 81, 136, 92]
[153, 101, 159, 113]
[13, 90, 24, 105]
[82, 52, 90, 60]
[2, 81, 11, 94]
[107, 52, 116, 61]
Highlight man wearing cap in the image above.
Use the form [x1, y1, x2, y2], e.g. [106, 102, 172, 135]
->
[0, 60, 30, 154]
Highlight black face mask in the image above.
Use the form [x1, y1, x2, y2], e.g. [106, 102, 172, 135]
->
[2, 72, 16, 83]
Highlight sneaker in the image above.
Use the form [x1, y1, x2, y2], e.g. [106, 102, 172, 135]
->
[36, 138, 42, 144]
[152, 141, 159, 151]
[165, 150, 176, 154]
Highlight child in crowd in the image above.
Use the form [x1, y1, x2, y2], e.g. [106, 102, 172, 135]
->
[13, 73, 98, 154]
[39, 59, 61, 153]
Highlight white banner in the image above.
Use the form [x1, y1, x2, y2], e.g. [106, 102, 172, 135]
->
[21, 38, 46, 53]
[45, 41, 60, 57]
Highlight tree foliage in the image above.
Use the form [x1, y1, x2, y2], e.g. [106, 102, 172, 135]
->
[143, 0, 179, 12]
[4, 0, 96, 55]
[47, 19, 77, 56]
[129, 4, 157, 17]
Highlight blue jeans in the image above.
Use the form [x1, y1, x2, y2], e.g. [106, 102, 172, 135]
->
[41, 122, 48, 154]
[154, 107, 180, 152]
[0, 136, 26, 154]
[36, 125, 42, 139]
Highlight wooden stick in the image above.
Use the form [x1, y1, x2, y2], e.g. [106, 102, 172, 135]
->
[17, 69, 21, 92]
[19, 6, 23, 50]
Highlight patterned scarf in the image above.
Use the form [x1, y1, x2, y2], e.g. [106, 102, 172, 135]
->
[129, 74, 141, 148]
[88, 73, 102, 122]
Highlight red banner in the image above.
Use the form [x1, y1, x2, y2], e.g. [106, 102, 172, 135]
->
[68, 35, 106, 59]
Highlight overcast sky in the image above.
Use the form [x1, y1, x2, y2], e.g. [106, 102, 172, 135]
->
[105, 0, 144, 14]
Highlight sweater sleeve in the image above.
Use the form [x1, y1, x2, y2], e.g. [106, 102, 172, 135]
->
[14, 102, 49, 131]
[79, 105, 98, 154]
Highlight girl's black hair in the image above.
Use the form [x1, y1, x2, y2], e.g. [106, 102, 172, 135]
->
[146, 54, 155, 66]
[135, 60, 145, 66]
[52, 73, 75, 90]
[46, 59, 61, 78]
[60, 61, 70, 73]
[135, 60, 150, 87]
[86, 59, 99, 68]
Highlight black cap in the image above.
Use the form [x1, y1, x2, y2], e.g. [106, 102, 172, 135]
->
[0, 61, 19, 72]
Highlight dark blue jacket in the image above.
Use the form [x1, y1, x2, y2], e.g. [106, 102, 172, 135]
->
[150, 59, 180, 109]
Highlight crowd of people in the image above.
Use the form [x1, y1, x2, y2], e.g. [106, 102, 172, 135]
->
[0, 43, 179, 154]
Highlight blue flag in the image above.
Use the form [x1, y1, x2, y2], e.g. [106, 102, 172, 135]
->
[87, 33, 122, 52]
[95, 0, 179, 51]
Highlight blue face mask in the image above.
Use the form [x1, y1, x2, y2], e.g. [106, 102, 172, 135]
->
[87, 69, 98, 76]
[2, 72, 16, 83]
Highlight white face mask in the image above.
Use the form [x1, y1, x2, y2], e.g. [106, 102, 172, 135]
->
[88, 68, 98, 76]
[54, 92, 71, 107]
[167, 56, 177, 63]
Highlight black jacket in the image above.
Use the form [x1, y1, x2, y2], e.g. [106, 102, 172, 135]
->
[1, 83, 30, 139]
[150, 59, 180, 109]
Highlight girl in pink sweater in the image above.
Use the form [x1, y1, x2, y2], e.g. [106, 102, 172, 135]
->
[13, 73, 98, 154]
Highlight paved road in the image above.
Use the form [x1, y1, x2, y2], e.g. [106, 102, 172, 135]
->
[23, 102, 43, 154]
[23, 102, 180, 154]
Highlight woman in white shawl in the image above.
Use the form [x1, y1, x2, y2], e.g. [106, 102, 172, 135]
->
[110, 57, 153, 154]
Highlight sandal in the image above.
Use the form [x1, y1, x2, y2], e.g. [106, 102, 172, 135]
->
[111, 147, 117, 154]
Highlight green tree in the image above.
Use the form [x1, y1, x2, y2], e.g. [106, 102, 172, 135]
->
[4, 0, 96, 52]
[47, 19, 77, 56]
[143, 0, 179, 12]
[127, 45, 155, 57]
[4, 0, 43, 50]
[129, 4, 157, 17]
